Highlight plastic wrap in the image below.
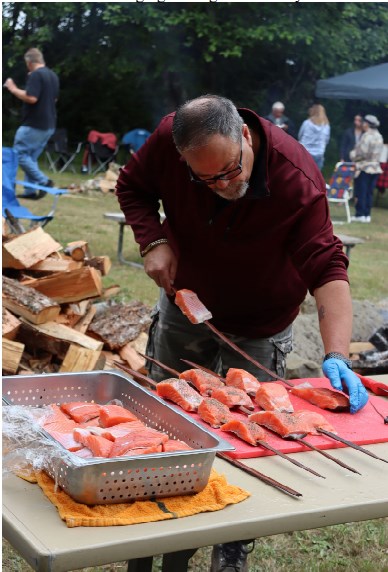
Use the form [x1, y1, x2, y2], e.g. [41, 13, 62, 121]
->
[2, 404, 86, 485]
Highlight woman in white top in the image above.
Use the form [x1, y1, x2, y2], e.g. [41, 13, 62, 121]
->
[298, 104, 330, 170]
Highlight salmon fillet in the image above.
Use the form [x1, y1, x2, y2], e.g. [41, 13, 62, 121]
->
[210, 386, 254, 410]
[73, 427, 113, 457]
[163, 439, 193, 452]
[249, 410, 336, 437]
[109, 432, 167, 457]
[254, 383, 294, 413]
[45, 429, 84, 452]
[197, 397, 232, 428]
[99, 404, 139, 427]
[60, 402, 101, 423]
[72, 447, 94, 459]
[90, 421, 146, 441]
[175, 289, 212, 324]
[180, 369, 224, 396]
[225, 368, 261, 396]
[156, 378, 203, 411]
[289, 386, 349, 411]
[220, 419, 266, 446]
[39, 404, 77, 432]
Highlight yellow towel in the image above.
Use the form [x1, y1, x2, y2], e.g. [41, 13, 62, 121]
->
[34, 470, 250, 528]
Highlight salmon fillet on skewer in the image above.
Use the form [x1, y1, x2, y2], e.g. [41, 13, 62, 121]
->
[225, 368, 261, 396]
[211, 386, 254, 411]
[289, 386, 349, 412]
[197, 397, 233, 428]
[156, 378, 204, 412]
[179, 369, 224, 396]
[255, 383, 294, 413]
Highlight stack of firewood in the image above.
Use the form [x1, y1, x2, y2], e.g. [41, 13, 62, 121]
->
[2, 226, 151, 376]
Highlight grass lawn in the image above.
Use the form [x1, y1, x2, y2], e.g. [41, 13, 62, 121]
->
[3, 165, 388, 571]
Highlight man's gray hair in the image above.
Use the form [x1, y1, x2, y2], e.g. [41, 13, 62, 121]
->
[24, 48, 45, 65]
[172, 94, 243, 152]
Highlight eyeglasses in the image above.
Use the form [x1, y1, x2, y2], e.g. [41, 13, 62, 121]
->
[187, 148, 243, 185]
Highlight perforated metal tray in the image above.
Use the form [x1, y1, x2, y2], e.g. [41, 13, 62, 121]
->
[2, 370, 234, 504]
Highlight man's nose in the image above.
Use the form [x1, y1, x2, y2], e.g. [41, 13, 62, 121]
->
[211, 178, 230, 190]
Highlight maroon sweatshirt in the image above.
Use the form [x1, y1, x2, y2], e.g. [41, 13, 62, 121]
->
[116, 109, 349, 338]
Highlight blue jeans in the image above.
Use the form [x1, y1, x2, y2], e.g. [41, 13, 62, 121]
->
[13, 125, 55, 193]
[354, 171, 378, 217]
[146, 290, 293, 382]
[311, 154, 324, 170]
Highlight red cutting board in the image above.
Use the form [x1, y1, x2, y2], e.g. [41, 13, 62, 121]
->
[161, 377, 388, 460]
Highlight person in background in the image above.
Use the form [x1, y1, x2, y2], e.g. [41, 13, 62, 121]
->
[350, 114, 383, 223]
[4, 47, 59, 199]
[340, 114, 363, 162]
[265, 101, 296, 138]
[116, 94, 369, 572]
[298, 104, 330, 170]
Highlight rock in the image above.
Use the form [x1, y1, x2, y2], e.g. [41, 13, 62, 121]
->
[286, 352, 322, 380]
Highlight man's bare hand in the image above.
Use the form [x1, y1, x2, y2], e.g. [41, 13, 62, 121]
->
[143, 243, 177, 295]
[4, 78, 16, 93]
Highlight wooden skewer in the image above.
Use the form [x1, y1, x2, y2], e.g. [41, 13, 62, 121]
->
[114, 361, 304, 496]
[254, 440, 325, 478]
[317, 428, 388, 464]
[286, 435, 361, 475]
[216, 453, 302, 498]
[138, 352, 181, 377]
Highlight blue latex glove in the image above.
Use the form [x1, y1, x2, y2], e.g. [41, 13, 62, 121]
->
[322, 358, 369, 414]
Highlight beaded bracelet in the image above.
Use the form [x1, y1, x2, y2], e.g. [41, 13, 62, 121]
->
[140, 238, 168, 257]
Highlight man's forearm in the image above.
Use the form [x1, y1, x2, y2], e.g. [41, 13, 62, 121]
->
[314, 280, 352, 356]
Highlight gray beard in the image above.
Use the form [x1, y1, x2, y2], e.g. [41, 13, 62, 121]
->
[213, 180, 249, 201]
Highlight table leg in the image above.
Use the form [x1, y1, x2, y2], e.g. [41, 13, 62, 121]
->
[126, 556, 154, 572]
[117, 222, 143, 268]
[161, 548, 198, 572]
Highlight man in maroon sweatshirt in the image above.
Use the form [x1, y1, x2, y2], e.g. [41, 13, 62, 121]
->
[116, 94, 368, 572]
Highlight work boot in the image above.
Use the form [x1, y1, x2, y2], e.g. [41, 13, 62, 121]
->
[210, 540, 255, 572]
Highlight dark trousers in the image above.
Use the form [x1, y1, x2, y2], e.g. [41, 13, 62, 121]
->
[354, 172, 378, 217]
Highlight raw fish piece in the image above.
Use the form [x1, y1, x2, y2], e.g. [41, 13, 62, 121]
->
[163, 439, 193, 452]
[60, 402, 101, 423]
[40, 404, 77, 432]
[290, 386, 349, 411]
[175, 289, 212, 324]
[156, 378, 203, 411]
[99, 404, 139, 427]
[225, 368, 261, 396]
[255, 383, 294, 412]
[220, 419, 266, 446]
[90, 421, 146, 441]
[180, 369, 224, 395]
[45, 429, 84, 452]
[211, 386, 254, 410]
[197, 398, 232, 428]
[249, 410, 336, 437]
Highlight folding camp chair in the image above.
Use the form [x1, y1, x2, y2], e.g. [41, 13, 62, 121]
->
[121, 128, 151, 154]
[82, 131, 119, 175]
[45, 128, 83, 174]
[326, 162, 356, 224]
[2, 147, 68, 233]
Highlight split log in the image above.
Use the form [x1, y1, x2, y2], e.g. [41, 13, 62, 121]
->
[102, 351, 125, 370]
[349, 341, 376, 357]
[2, 227, 61, 269]
[2, 307, 21, 340]
[29, 257, 83, 273]
[17, 321, 71, 361]
[100, 285, 121, 299]
[130, 332, 148, 356]
[59, 345, 106, 372]
[2, 338, 25, 374]
[26, 267, 103, 304]
[72, 305, 97, 334]
[84, 256, 111, 276]
[20, 320, 104, 352]
[87, 301, 151, 351]
[64, 240, 90, 262]
[119, 343, 145, 372]
[2, 276, 61, 325]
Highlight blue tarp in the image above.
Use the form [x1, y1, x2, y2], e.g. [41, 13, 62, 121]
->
[315, 63, 388, 102]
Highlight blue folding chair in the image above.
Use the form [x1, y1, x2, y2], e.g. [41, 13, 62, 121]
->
[121, 129, 151, 154]
[2, 147, 68, 233]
